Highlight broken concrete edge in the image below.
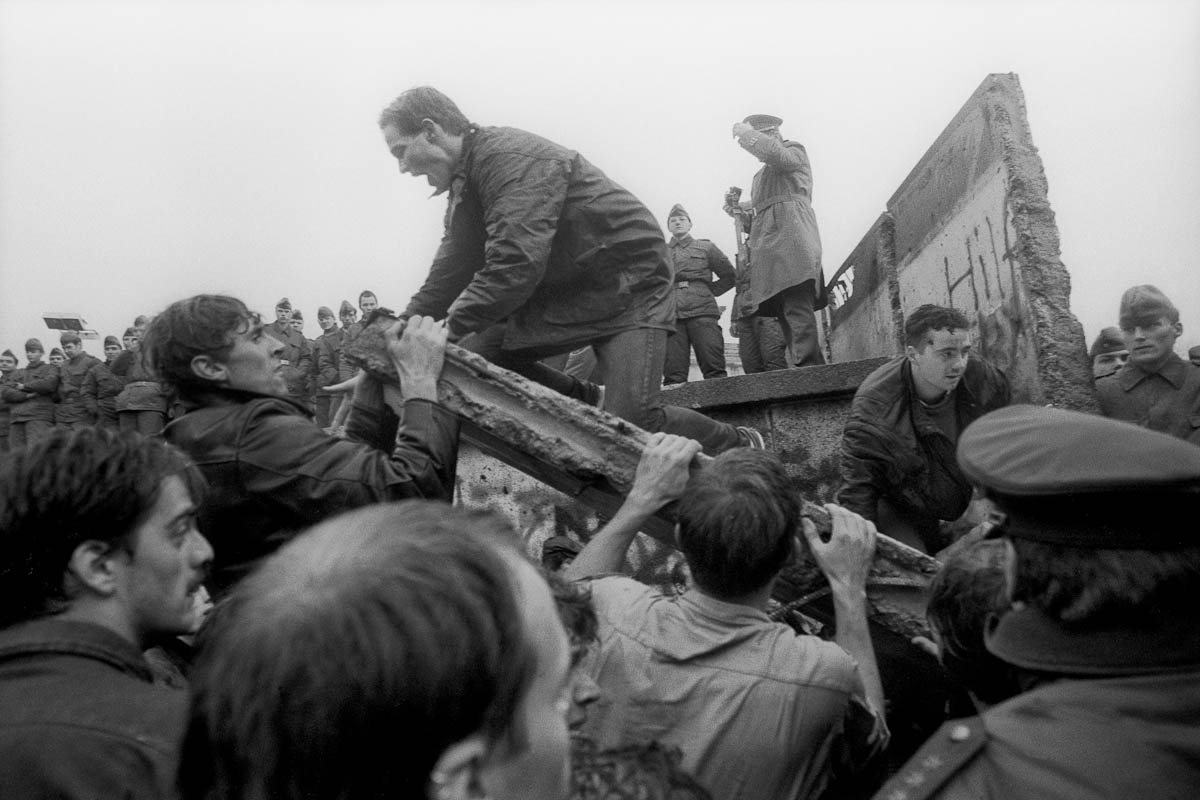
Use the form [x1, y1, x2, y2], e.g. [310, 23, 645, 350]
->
[988, 75, 1099, 413]
[661, 357, 891, 410]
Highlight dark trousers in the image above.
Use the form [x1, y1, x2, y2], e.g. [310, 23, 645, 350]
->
[9, 419, 53, 450]
[464, 324, 742, 454]
[774, 281, 825, 367]
[736, 316, 788, 374]
[315, 394, 341, 429]
[663, 316, 727, 384]
[119, 410, 165, 436]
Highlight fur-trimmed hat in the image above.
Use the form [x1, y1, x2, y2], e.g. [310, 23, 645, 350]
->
[276, 297, 292, 311]
[667, 203, 690, 221]
[1119, 285, 1179, 328]
[24, 338, 43, 353]
[1088, 327, 1127, 358]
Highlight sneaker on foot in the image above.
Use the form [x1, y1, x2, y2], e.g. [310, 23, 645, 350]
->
[736, 425, 766, 449]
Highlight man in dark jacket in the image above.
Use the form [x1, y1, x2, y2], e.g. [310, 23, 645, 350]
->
[1096, 285, 1200, 445]
[266, 298, 313, 404]
[313, 305, 344, 428]
[55, 333, 102, 429]
[379, 86, 762, 454]
[146, 294, 459, 594]
[874, 405, 1200, 799]
[837, 305, 1010, 553]
[662, 203, 735, 383]
[0, 426, 213, 799]
[2, 338, 60, 449]
[0, 349, 17, 452]
[82, 335, 125, 428]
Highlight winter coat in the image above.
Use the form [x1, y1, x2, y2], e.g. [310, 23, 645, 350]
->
[1, 361, 60, 423]
[404, 125, 674, 354]
[55, 352, 102, 424]
[668, 234, 736, 319]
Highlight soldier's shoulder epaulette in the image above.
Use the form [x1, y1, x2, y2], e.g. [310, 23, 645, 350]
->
[871, 717, 988, 800]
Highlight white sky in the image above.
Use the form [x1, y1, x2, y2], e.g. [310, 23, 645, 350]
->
[2, 0, 1199, 359]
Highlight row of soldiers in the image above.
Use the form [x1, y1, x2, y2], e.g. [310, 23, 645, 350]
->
[0, 290, 381, 453]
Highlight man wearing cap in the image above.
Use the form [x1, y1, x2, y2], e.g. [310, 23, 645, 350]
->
[379, 86, 764, 453]
[289, 309, 318, 411]
[663, 204, 736, 383]
[1, 339, 60, 449]
[0, 350, 17, 452]
[82, 336, 126, 428]
[265, 299, 313, 405]
[313, 306, 344, 428]
[724, 113, 827, 368]
[1088, 326, 1129, 379]
[837, 305, 1010, 554]
[873, 405, 1200, 799]
[1096, 284, 1200, 445]
[54, 333, 102, 429]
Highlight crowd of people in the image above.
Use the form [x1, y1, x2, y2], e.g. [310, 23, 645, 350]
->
[0, 85, 1198, 800]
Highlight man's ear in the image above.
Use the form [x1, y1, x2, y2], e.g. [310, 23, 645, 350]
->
[904, 344, 919, 363]
[190, 354, 226, 384]
[429, 735, 489, 800]
[1173, 321, 1184, 339]
[66, 540, 122, 597]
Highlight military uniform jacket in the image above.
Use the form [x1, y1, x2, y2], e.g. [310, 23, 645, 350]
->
[735, 137, 825, 316]
[55, 352, 102, 424]
[315, 329, 344, 395]
[0, 361, 60, 423]
[1096, 352, 1200, 445]
[404, 125, 675, 354]
[667, 234, 735, 319]
[267, 321, 313, 398]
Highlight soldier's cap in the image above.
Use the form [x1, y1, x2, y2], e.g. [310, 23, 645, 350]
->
[1088, 327, 1127, 358]
[24, 338, 43, 353]
[667, 203, 690, 222]
[1, 349, 16, 361]
[103, 335, 121, 348]
[1118, 284, 1178, 329]
[49, 347, 65, 358]
[339, 300, 356, 316]
[122, 327, 138, 338]
[743, 114, 783, 130]
[959, 405, 1200, 549]
[275, 297, 292, 311]
[291, 309, 303, 321]
[317, 306, 335, 319]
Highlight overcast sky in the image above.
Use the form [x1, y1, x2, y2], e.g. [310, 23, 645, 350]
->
[2, 0, 1198, 360]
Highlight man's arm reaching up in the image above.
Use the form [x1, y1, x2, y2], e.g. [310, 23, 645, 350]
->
[564, 433, 702, 581]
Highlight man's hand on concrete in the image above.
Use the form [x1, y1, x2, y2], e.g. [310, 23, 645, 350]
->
[799, 503, 877, 595]
[625, 432, 702, 515]
[389, 315, 446, 402]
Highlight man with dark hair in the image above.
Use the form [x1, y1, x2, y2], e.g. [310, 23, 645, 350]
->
[876, 405, 1200, 799]
[1096, 284, 1200, 445]
[567, 434, 888, 800]
[1, 338, 60, 449]
[144, 294, 459, 594]
[55, 332, 102, 428]
[379, 86, 763, 454]
[662, 203, 735, 383]
[179, 501, 572, 800]
[1088, 326, 1129, 379]
[0, 427, 213, 798]
[837, 304, 1011, 553]
[358, 290, 378, 316]
[724, 113, 827, 367]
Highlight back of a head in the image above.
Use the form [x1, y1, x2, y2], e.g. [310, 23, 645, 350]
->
[925, 540, 1016, 705]
[904, 304, 970, 348]
[676, 449, 798, 599]
[0, 427, 202, 628]
[180, 501, 538, 800]
[142, 295, 255, 398]
[378, 86, 471, 136]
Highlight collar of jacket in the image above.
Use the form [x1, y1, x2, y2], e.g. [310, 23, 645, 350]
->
[986, 604, 1200, 677]
[1117, 351, 1188, 391]
[0, 618, 154, 681]
[669, 234, 695, 248]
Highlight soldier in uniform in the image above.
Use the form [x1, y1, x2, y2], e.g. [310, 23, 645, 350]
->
[1087, 326, 1128, 379]
[661, 203, 735, 383]
[265, 298, 313, 406]
[873, 404, 1200, 799]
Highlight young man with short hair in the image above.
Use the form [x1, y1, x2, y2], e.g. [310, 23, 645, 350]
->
[313, 306, 345, 428]
[1096, 284, 1200, 445]
[82, 335, 126, 428]
[1088, 326, 1129, 379]
[662, 203, 735, 383]
[837, 304, 1011, 553]
[145, 294, 459, 594]
[266, 298, 312, 403]
[0, 427, 213, 798]
[55, 332, 103, 428]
